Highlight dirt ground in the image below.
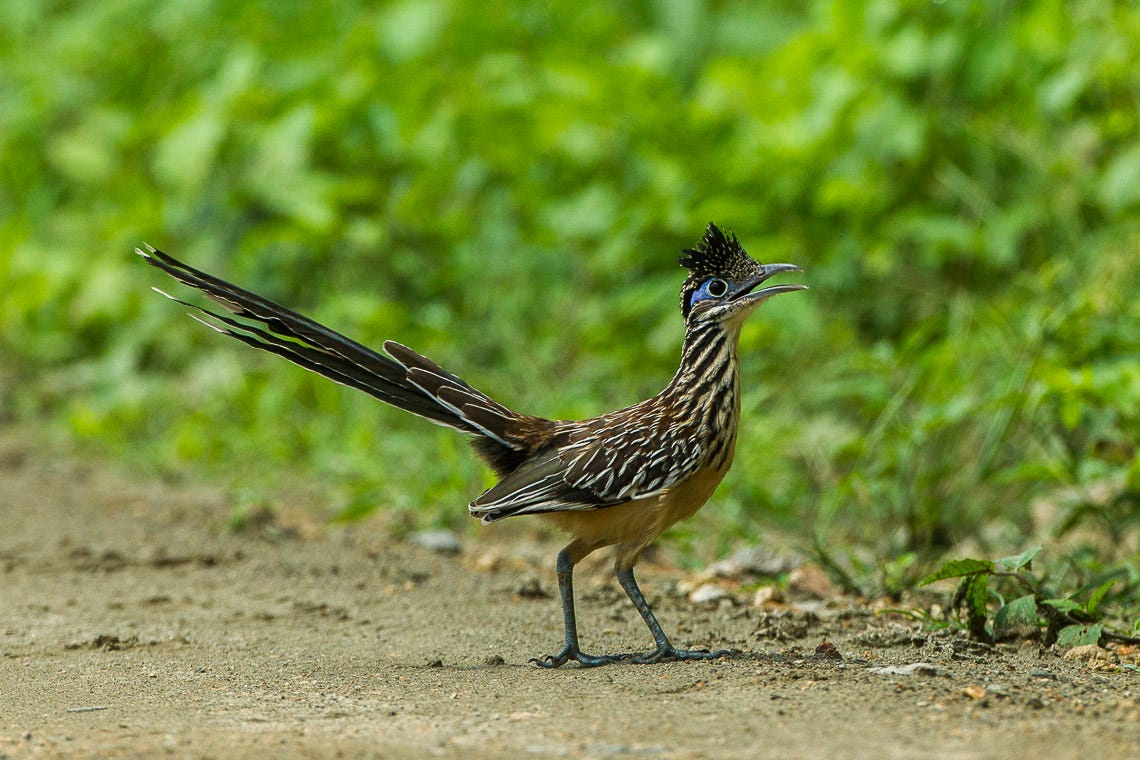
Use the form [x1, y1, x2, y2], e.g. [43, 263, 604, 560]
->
[2, 437, 1138, 759]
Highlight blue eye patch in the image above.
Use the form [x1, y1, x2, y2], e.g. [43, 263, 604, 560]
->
[689, 277, 731, 308]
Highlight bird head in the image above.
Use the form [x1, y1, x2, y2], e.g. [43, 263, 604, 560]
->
[678, 223, 806, 324]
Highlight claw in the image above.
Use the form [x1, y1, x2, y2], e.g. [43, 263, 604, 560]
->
[529, 644, 626, 669]
[630, 646, 736, 665]
[529, 644, 736, 668]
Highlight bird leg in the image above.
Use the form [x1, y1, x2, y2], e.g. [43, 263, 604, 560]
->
[616, 566, 732, 664]
[530, 544, 624, 668]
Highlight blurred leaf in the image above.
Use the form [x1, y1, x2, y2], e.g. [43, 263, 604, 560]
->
[1042, 597, 1082, 614]
[378, 0, 451, 63]
[994, 546, 1041, 573]
[920, 558, 994, 586]
[961, 574, 992, 641]
[1085, 580, 1115, 619]
[153, 108, 226, 192]
[331, 491, 382, 523]
[1127, 454, 1140, 493]
[1099, 145, 1140, 213]
[993, 594, 1038, 638]
[1056, 623, 1103, 648]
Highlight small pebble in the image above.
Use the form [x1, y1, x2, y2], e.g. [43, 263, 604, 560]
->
[412, 530, 461, 555]
[473, 551, 502, 572]
[689, 583, 729, 604]
[752, 586, 784, 607]
[1062, 644, 1117, 663]
[870, 662, 950, 677]
[962, 684, 987, 700]
[702, 545, 802, 580]
[815, 640, 842, 659]
[987, 683, 1010, 697]
[513, 574, 549, 599]
[787, 565, 836, 599]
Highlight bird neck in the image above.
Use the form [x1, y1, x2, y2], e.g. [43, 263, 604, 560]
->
[665, 320, 742, 398]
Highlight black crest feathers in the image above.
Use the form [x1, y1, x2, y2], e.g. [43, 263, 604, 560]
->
[678, 223, 745, 277]
[677, 223, 763, 318]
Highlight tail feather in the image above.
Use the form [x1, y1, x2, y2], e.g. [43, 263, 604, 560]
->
[153, 288, 459, 425]
[137, 245, 528, 450]
[384, 340, 523, 447]
[139, 246, 390, 375]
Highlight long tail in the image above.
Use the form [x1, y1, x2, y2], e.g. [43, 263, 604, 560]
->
[137, 245, 532, 472]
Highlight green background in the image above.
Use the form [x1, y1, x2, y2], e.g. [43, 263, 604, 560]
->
[2, 1, 1138, 590]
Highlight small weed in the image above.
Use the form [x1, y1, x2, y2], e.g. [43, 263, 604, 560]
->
[226, 489, 276, 533]
[919, 547, 1138, 647]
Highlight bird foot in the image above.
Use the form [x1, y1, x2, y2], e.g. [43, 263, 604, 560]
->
[529, 644, 736, 668]
[630, 646, 736, 664]
[529, 644, 628, 669]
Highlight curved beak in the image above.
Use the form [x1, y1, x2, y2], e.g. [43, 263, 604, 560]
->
[730, 263, 807, 305]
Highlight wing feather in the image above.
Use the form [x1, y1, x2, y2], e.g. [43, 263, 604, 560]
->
[469, 413, 705, 523]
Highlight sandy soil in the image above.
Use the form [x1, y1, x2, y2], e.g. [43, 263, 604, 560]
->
[2, 438, 1138, 759]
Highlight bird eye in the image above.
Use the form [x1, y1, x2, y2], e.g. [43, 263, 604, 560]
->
[689, 277, 732, 310]
[705, 278, 728, 298]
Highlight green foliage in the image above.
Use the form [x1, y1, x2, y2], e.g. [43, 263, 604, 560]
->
[992, 594, 1039, 638]
[1, 0, 1138, 615]
[920, 548, 1132, 646]
[1042, 578, 1117, 646]
[919, 557, 996, 585]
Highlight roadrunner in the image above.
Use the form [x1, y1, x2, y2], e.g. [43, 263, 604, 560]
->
[140, 223, 805, 667]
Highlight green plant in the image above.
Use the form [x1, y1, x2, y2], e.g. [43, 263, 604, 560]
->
[919, 547, 1136, 646]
